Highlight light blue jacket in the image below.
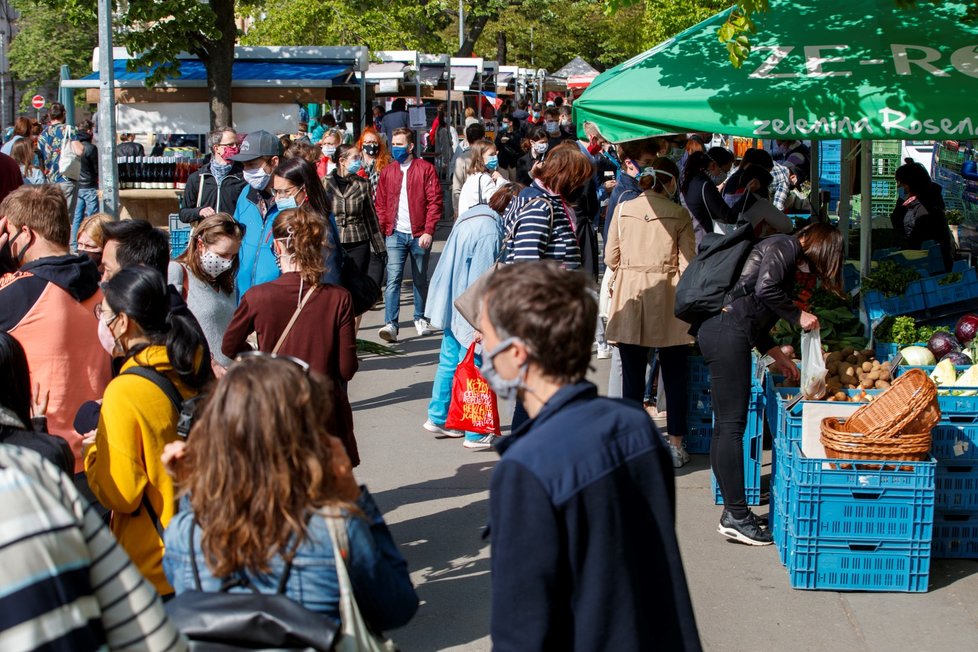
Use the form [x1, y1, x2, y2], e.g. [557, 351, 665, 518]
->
[234, 187, 281, 298]
[163, 488, 419, 632]
[425, 204, 504, 347]
[234, 187, 343, 299]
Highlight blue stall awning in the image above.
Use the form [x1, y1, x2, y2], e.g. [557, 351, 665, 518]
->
[64, 59, 353, 89]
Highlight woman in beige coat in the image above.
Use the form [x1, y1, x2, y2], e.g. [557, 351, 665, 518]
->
[605, 156, 696, 466]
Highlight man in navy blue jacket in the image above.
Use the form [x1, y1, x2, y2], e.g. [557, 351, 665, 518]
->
[479, 261, 700, 652]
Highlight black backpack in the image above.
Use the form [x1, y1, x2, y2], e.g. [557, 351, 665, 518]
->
[674, 222, 756, 326]
[164, 521, 340, 651]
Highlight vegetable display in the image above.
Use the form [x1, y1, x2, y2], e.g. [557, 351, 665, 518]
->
[900, 346, 937, 366]
[928, 331, 961, 360]
[823, 348, 891, 392]
[862, 261, 921, 298]
[955, 314, 978, 345]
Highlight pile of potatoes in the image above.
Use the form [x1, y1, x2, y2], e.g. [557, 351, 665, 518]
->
[824, 347, 892, 394]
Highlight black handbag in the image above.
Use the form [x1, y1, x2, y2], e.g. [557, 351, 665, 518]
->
[165, 521, 339, 651]
[340, 254, 382, 316]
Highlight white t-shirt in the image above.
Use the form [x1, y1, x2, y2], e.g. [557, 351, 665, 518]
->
[395, 160, 413, 234]
[458, 172, 508, 216]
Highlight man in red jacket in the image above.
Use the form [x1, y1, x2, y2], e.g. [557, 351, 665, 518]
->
[375, 127, 443, 342]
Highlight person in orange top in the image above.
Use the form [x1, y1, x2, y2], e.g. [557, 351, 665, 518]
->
[0, 185, 110, 483]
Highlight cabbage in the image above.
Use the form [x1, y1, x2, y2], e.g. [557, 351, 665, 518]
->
[931, 358, 958, 386]
[901, 346, 936, 366]
[953, 365, 978, 397]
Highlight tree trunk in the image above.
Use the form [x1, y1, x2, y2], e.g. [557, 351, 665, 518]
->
[456, 14, 491, 57]
[496, 31, 507, 65]
[204, 0, 237, 130]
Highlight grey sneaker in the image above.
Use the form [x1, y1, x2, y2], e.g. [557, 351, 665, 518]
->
[463, 434, 498, 451]
[379, 324, 398, 343]
[717, 509, 774, 546]
[423, 419, 464, 438]
[666, 439, 690, 468]
[415, 318, 433, 336]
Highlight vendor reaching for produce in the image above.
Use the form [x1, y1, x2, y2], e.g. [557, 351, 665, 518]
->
[697, 222, 843, 547]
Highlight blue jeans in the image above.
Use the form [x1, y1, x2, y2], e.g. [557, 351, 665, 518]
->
[384, 231, 431, 329]
[70, 186, 98, 248]
[428, 329, 484, 442]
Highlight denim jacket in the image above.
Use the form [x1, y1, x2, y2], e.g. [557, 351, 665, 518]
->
[163, 488, 419, 633]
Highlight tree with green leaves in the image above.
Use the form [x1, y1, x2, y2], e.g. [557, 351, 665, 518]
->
[31, 0, 258, 129]
[7, 0, 97, 112]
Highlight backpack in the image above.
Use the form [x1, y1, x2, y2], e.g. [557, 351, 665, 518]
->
[674, 222, 756, 326]
[56, 125, 82, 181]
[164, 520, 340, 651]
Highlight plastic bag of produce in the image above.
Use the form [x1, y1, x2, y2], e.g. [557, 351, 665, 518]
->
[801, 327, 828, 399]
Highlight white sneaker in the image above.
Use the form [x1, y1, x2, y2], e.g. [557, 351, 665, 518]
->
[463, 434, 498, 450]
[596, 344, 612, 360]
[378, 324, 398, 342]
[415, 318, 433, 337]
[423, 419, 464, 438]
[666, 439, 690, 468]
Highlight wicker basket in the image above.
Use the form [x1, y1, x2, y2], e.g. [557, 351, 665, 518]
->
[820, 416, 931, 466]
[843, 368, 940, 438]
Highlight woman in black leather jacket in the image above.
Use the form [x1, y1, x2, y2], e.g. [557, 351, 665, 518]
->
[698, 223, 842, 546]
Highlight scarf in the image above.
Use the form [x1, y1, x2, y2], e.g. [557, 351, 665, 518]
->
[211, 159, 233, 184]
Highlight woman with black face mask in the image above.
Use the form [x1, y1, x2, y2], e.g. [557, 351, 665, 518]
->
[516, 126, 550, 186]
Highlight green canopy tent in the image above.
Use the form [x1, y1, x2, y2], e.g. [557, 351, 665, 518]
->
[573, 0, 978, 282]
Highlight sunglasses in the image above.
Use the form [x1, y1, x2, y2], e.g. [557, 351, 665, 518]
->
[234, 350, 311, 373]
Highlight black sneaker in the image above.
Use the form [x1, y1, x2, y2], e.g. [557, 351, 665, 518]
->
[717, 509, 774, 546]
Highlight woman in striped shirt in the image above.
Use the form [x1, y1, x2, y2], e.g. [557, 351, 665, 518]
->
[503, 143, 593, 270]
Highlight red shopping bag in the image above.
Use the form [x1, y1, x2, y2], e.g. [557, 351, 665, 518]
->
[445, 343, 502, 436]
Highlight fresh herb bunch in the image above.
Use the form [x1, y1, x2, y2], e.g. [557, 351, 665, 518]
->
[874, 316, 918, 347]
[862, 261, 921, 297]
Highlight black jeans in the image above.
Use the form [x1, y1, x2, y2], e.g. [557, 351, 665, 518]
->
[618, 343, 688, 438]
[697, 312, 754, 519]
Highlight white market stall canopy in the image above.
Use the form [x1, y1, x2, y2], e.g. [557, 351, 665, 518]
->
[115, 102, 302, 136]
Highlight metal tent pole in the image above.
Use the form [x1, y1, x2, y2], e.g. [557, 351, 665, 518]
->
[860, 141, 873, 280]
[839, 140, 852, 260]
[97, 0, 119, 218]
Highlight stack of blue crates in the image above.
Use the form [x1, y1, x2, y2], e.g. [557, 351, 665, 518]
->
[769, 383, 935, 591]
[818, 140, 842, 211]
[894, 366, 978, 559]
[685, 355, 766, 506]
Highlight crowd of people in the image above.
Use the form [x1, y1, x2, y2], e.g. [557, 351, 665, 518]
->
[0, 91, 956, 650]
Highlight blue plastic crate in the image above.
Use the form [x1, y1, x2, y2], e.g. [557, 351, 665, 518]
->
[772, 479, 790, 565]
[843, 263, 860, 292]
[873, 341, 900, 362]
[931, 510, 978, 559]
[786, 536, 931, 592]
[169, 228, 191, 257]
[863, 281, 926, 322]
[936, 462, 978, 511]
[711, 392, 765, 506]
[684, 425, 713, 455]
[921, 268, 978, 310]
[930, 413, 978, 461]
[894, 366, 978, 415]
[871, 177, 898, 199]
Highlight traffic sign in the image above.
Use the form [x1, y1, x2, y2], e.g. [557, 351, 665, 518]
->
[31, 95, 45, 110]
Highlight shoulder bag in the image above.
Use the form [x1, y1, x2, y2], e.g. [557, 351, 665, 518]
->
[272, 286, 317, 354]
[165, 520, 340, 651]
[452, 196, 555, 329]
[324, 516, 399, 652]
[57, 126, 81, 180]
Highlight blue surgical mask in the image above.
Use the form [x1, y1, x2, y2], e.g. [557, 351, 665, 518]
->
[243, 165, 271, 191]
[479, 337, 529, 402]
[347, 158, 362, 174]
[486, 155, 499, 172]
[324, 146, 337, 159]
[276, 196, 298, 212]
[392, 145, 410, 164]
[499, 123, 509, 132]
[545, 121, 559, 134]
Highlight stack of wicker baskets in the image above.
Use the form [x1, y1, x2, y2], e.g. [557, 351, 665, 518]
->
[820, 368, 940, 465]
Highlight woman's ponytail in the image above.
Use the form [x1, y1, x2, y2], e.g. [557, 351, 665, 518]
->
[272, 206, 329, 286]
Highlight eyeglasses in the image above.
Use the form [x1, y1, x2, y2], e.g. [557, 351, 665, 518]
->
[93, 304, 115, 321]
[271, 186, 302, 199]
[234, 350, 311, 373]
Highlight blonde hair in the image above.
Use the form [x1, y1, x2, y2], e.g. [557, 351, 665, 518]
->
[78, 212, 113, 248]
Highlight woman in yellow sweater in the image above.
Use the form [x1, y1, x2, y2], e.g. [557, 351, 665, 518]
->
[83, 266, 212, 596]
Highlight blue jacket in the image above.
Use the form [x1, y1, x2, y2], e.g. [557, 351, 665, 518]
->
[163, 488, 419, 633]
[234, 188, 344, 298]
[425, 204, 503, 346]
[489, 382, 701, 652]
[234, 187, 281, 297]
[603, 171, 642, 241]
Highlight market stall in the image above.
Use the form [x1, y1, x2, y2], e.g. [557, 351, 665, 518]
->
[62, 45, 369, 225]
[553, 56, 599, 98]
[578, 0, 978, 591]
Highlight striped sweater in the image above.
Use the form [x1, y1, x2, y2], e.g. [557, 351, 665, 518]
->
[502, 188, 582, 269]
[0, 445, 186, 652]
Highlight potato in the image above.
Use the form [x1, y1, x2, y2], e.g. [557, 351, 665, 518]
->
[834, 391, 847, 401]
[878, 367, 891, 381]
[871, 359, 881, 369]
[855, 354, 867, 366]
[840, 374, 857, 386]
[860, 378, 875, 389]
[826, 351, 843, 365]
[875, 380, 891, 389]
[868, 371, 881, 381]
[841, 347, 854, 357]
[827, 396, 838, 401]
[861, 361, 874, 373]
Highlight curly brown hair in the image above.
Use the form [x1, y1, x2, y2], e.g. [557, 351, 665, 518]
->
[272, 205, 328, 286]
[183, 355, 351, 577]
